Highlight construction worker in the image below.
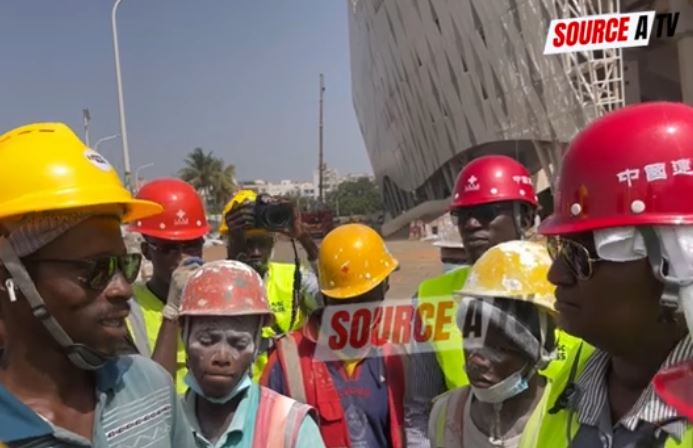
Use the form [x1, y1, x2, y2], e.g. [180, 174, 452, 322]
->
[261, 223, 406, 447]
[428, 240, 559, 447]
[519, 102, 693, 447]
[179, 259, 325, 447]
[220, 190, 322, 380]
[0, 123, 194, 445]
[407, 155, 582, 445]
[127, 177, 210, 393]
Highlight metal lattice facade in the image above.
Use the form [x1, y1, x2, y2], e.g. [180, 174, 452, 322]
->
[347, 0, 625, 221]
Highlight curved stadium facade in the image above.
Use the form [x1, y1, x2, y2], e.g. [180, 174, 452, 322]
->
[347, 0, 693, 235]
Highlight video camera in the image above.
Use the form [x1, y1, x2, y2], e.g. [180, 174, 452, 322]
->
[254, 193, 294, 232]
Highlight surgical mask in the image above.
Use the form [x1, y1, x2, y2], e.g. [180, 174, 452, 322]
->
[470, 367, 529, 404]
[185, 372, 252, 404]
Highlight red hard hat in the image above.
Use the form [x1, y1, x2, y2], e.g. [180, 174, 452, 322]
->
[179, 260, 273, 324]
[129, 178, 210, 240]
[539, 102, 693, 236]
[451, 155, 538, 209]
[653, 361, 693, 421]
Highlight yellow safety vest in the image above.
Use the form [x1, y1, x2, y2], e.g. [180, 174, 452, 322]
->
[128, 283, 188, 394]
[519, 343, 693, 448]
[416, 267, 586, 390]
[416, 266, 471, 389]
[253, 262, 308, 382]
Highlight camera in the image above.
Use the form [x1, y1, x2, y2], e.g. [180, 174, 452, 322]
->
[254, 194, 294, 232]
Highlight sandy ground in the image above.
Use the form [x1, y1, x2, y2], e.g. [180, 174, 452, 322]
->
[203, 238, 443, 300]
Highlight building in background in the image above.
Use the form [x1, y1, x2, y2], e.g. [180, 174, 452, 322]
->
[347, 0, 693, 236]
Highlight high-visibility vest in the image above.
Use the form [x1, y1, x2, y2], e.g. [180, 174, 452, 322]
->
[252, 386, 317, 448]
[428, 387, 471, 447]
[269, 330, 405, 448]
[519, 343, 693, 448]
[253, 262, 308, 382]
[128, 283, 188, 394]
[416, 266, 471, 390]
[416, 267, 585, 391]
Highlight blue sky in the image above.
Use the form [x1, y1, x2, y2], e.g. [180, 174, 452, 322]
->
[0, 0, 371, 182]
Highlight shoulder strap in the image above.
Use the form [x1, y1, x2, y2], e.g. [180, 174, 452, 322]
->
[254, 386, 316, 448]
[276, 335, 308, 403]
[126, 298, 151, 357]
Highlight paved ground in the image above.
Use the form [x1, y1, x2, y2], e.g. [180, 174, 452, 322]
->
[203, 238, 442, 300]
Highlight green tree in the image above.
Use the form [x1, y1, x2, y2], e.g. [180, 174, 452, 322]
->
[179, 147, 236, 214]
[326, 177, 383, 217]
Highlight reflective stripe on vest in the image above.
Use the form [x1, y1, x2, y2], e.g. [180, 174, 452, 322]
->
[253, 386, 316, 448]
[417, 266, 470, 390]
[428, 388, 470, 448]
[127, 283, 188, 394]
[519, 342, 693, 448]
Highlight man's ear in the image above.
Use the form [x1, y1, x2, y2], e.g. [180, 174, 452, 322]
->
[521, 206, 536, 231]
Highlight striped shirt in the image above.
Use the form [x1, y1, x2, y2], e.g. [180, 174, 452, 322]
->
[570, 335, 693, 447]
[0, 355, 195, 447]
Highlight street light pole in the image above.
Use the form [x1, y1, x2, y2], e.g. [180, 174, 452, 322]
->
[112, 0, 132, 192]
[94, 134, 120, 153]
[82, 109, 91, 146]
[134, 163, 154, 192]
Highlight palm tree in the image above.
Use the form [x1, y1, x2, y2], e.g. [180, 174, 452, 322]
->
[179, 147, 237, 213]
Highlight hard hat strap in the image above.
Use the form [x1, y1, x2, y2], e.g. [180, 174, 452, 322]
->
[638, 227, 690, 312]
[0, 237, 109, 370]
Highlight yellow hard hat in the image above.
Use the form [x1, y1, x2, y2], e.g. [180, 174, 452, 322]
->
[0, 123, 162, 222]
[319, 223, 399, 299]
[219, 189, 257, 235]
[457, 240, 556, 313]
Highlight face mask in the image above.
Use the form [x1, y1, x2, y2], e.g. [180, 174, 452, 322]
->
[185, 371, 252, 404]
[470, 367, 529, 404]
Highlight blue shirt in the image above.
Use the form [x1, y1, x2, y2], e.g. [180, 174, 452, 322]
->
[0, 355, 195, 447]
[183, 384, 325, 448]
[266, 354, 391, 448]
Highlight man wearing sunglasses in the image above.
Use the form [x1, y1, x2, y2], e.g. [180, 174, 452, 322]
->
[520, 102, 693, 447]
[127, 177, 210, 394]
[407, 155, 546, 445]
[0, 123, 194, 446]
[220, 190, 322, 381]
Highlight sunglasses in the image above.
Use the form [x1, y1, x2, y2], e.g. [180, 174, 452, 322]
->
[24, 253, 142, 290]
[546, 237, 601, 280]
[148, 240, 203, 256]
[452, 203, 513, 225]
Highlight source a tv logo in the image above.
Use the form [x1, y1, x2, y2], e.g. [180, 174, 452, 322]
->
[544, 11, 680, 55]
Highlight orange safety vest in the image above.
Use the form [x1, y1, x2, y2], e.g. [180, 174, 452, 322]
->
[253, 386, 317, 448]
[270, 330, 405, 448]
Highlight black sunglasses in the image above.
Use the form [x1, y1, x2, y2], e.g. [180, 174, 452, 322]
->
[452, 203, 513, 225]
[148, 240, 204, 256]
[546, 237, 601, 280]
[24, 253, 142, 290]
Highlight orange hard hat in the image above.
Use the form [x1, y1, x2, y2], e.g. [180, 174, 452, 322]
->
[319, 223, 398, 299]
[179, 260, 273, 325]
[129, 178, 210, 240]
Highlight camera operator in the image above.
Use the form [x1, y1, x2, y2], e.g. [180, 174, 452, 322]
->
[220, 190, 323, 381]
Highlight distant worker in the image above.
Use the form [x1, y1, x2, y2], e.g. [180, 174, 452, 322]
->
[127, 177, 210, 393]
[520, 102, 693, 447]
[179, 259, 325, 447]
[429, 241, 559, 447]
[407, 155, 583, 446]
[221, 190, 322, 380]
[262, 224, 407, 447]
[0, 123, 193, 445]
